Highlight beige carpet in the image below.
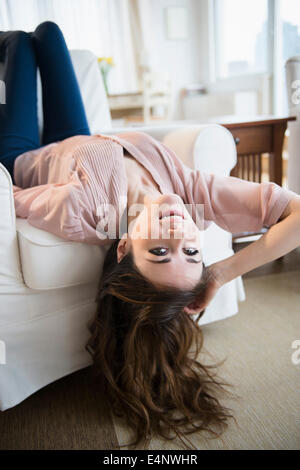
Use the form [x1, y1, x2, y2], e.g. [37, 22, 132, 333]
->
[113, 270, 300, 450]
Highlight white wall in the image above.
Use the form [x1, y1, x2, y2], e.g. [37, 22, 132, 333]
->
[150, 0, 204, 119]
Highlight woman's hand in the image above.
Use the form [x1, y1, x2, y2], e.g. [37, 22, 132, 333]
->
[184, 264, 225, 315]
[197, 267, 223, 312]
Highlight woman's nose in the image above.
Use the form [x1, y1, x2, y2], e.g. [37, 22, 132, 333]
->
[172, 221, 199, 241]
[168, 225, 183, 237]
[168, 223, 194, 240]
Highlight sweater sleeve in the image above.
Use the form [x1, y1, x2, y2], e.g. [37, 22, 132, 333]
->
[13, 183, 85, 242]
[186, 170, 298, 233]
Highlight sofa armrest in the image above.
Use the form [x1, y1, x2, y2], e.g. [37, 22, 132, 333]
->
[15, 218, 108, 290]
[0, 163, 23, 289]
[0, 164, 15, 230]
[104, 123, 237, 176]
[160, 124, 236, 176]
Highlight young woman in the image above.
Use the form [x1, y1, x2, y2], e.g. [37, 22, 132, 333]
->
[1, 21, 299, 448]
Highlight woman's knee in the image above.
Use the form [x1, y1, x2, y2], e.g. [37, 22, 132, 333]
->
[0, 30, 33, 59]
[33, 21, 63, 41]
[6, 30, 32, 49]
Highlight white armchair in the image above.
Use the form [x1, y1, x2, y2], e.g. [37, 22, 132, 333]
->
[0, 50, 245, 411]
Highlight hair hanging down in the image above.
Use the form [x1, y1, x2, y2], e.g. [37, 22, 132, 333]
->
[86, 239, 234, 449]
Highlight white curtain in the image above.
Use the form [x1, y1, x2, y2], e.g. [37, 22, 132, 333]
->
[128, 0, 156, 90]
[0, 0, 154, 94]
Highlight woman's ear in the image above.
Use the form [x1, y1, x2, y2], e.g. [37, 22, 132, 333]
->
[183, 299, 204, 315]
[117, 234, 130, 263]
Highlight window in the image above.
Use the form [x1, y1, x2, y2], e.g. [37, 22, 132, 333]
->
[281, 0, 300, 64]
[214, 0, 269, 78]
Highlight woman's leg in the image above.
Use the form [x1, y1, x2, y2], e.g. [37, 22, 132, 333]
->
[0, 31, 39, 183]
[31, 21, 90, 145]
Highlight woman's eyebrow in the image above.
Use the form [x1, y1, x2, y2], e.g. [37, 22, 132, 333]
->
[146, 259, 202, 264]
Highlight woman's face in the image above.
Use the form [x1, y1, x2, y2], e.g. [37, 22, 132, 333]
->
[117, 194, 203, 289]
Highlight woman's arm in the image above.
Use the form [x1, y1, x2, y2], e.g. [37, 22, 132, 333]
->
[13, 183, 85, 242]
[187, 195, 300, 315]
[209, 195, 300, 287]
[175, 162, 300, 314]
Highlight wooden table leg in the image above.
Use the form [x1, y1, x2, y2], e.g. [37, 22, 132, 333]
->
[269, 122, 287, 186]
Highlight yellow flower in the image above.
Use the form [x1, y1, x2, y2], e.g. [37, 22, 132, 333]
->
[98, 56, 114, 66]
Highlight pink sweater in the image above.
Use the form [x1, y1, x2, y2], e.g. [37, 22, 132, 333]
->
[12, 131, 296, 245]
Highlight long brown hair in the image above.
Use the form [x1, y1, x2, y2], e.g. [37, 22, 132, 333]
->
[86, 239, 234, 449]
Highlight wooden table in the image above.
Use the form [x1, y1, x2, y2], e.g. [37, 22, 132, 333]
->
[213, 115, 296, 186]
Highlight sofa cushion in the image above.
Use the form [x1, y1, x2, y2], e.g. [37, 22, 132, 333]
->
[16, 218, 109, 290]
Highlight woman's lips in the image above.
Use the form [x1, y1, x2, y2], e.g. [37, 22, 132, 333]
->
[159, 209, 185, 220]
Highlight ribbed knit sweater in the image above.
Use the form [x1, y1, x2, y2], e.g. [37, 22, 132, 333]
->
[12, 131, 297, 245]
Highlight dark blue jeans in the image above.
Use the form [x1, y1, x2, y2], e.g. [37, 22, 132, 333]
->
[0, 21, 90, 184]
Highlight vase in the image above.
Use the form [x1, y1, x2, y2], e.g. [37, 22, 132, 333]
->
[101, 70, 109, 95]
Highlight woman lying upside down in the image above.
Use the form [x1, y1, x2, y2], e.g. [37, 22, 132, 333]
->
[1, 22, 300, 448]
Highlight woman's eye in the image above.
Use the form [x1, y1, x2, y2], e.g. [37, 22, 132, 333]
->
[183, 248, 199, 256]
[149, 247, 168, 256]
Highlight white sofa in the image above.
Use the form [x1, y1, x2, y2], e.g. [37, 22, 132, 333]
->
[0, 50, 245, 411]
